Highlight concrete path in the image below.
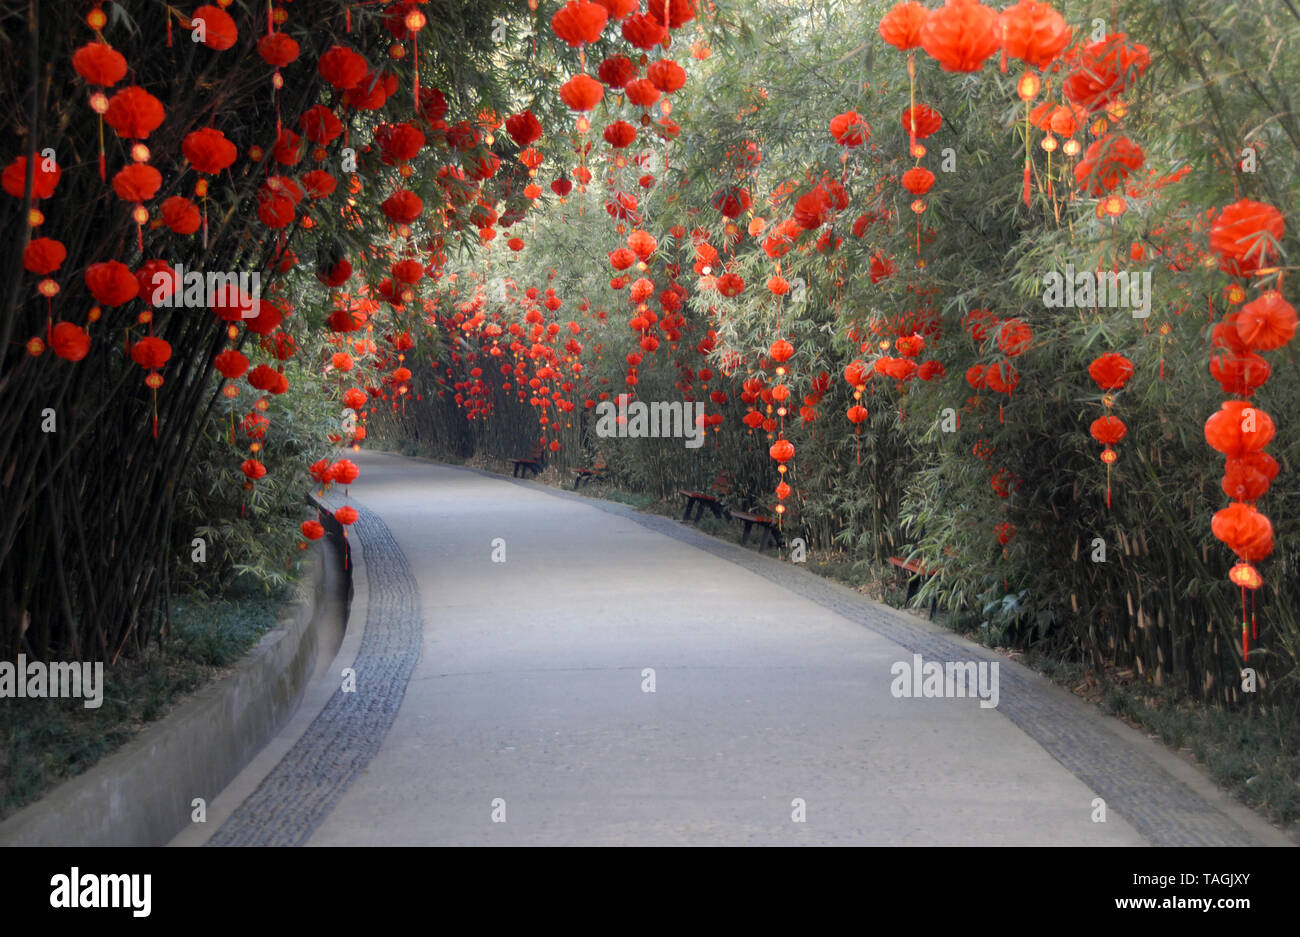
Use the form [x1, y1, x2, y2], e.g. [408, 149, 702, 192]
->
[179, 450, 1289, 847]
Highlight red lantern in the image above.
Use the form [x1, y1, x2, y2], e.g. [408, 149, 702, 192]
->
[559, 74, 604, 112]
[1089, 415, 1127, 445]
[381, 189, 424, 224]
[998, 0, 1072, 69]
[1204, 400, 1275, 458]
[1235, 291, 1296, 351]
[921, 0, 1000, 73]
[552, 0, 609, 46]
[103, 85, 166, 139]
[49, 323, 91, 362]
[85, 260, 139, 306]
[258, 32, 300, 68]
[879, 1, 929, 50]
[214, 349, 250, 379]
[318, 45, 369, 90]
[73, 42, 128, 86]
[1087, 352, 1134, 390]
[1211, 502, 1274, 562]
[830, 111, 870, 147]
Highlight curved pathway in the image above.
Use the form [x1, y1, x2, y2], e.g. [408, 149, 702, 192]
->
[182, 450, 1288, 847]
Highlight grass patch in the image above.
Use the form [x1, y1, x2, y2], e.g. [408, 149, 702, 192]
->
[0, 580, 289, 821]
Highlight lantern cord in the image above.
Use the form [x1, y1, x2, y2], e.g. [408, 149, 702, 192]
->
[1241, 584, 1249, 658]
[1252, 590, 1257, 641]
[98, 117, 106, 182]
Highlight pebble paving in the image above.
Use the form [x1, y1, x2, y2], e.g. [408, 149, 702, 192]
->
[207, 499, 422, 847]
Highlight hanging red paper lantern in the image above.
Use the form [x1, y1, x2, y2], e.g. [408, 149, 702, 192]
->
[1211, 502, 1274, 562]
[769, 339, 794, 363]
[2, 156, 61, 199]
[73, 42, 128, 86]
[1063, 33, 1151, 113]
[85, 260, 139, 306]
[111, 163, 163, 202]
[769, 438, 795, 463]
[901, 166, 935, 195]
[130, 336, 172, 370]
[901, 104, 942, 139]
[1074, 135, 1145, 196]
[1204, 400, 1275, 457]
[381, 189, 424, 224]
[560, 73, 604, 111]
[1209, 351, 1270, 397]
[625, 79, 662, 108]
[241, 459, 267, 481]
[622, 13, 668, 50]
[603, 120, 638, 148]
[318, 45, 369, 90]
[374, 124, 423, 164]
[302, 170, 338, 199]
[1236, 291, 1297, 351]
[921, 0, 1000, 73]
[182, 127, 238, 174]
[191, 5, 238, 50]
[989, 321, 1028, 358]
[300, 106, 344, 145]
[998, 0, 1072, 69]
[1087, 352, 1134, 390]
[214, 349, 249, 379]
[597, 54, 636, 88]
[647, 59, 687, 93]
[160, 195, 201, 234]
[1209, 199, 1285, 278]
[627, 229, 658, 260]
[22, 237, 66, 274]
[504, 111, 542, 149]
[104, 85, 166, 139]
[257, 32, 300, 68]
[1089, 415, 1127, 445]
[1222, 451, 1279, 502]
[301, 520, 326, 541]
[879, 1, 929, 50]
[830, 111, 870, 147]
[647, 0, 695, 28]
[49, 323, 91, 362]
[334, 505, 359, 526]
[331, 459, 361, 486]
[552, 0, 609, 46]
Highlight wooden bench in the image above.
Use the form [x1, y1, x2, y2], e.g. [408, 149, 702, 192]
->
[888, 555, 938, 617]
[572, 458, 608, 489]
[680, 473, 732, 523]
[508, 443, 546, 478]
[731, 510, 781, 553]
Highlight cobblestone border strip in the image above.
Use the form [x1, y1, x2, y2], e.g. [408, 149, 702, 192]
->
[207, 499, 421, 847]
[488, 468, 1258, 847]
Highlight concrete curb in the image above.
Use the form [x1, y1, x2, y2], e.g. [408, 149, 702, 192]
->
[0, 520, 348, 847]
[171, 495, 375, 846]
